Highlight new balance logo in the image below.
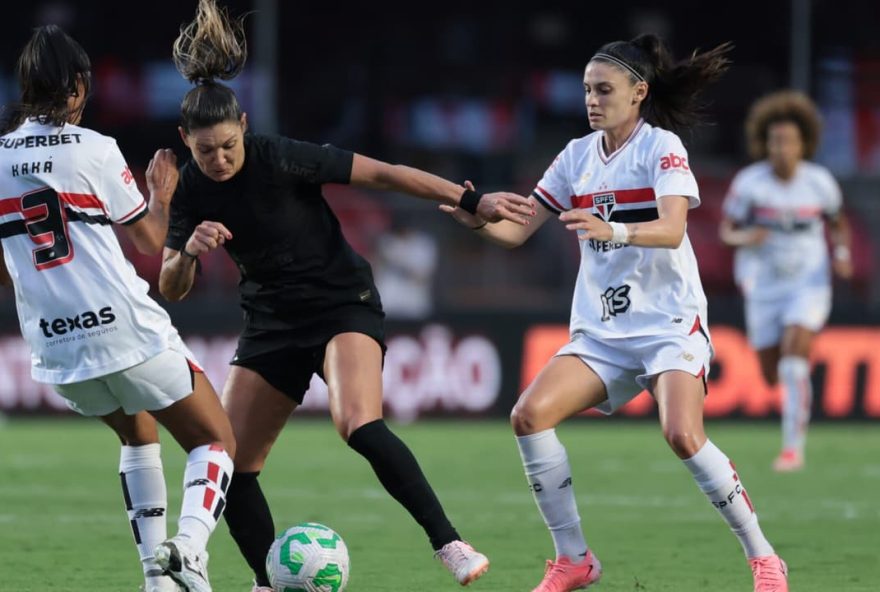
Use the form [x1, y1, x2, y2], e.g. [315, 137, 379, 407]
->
[558, 477, 573, 489]
[133, 508, 165, 519]
[185, 478, 210, 488]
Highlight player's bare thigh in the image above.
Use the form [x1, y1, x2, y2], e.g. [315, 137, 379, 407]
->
[653, 370, 707, 459]
[323, 332, 384, 440]
[223, 365, 297, 471]
[510, 355, 608, 436]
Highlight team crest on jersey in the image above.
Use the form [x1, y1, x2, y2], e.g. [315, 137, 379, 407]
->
[593, 193, 616, 221]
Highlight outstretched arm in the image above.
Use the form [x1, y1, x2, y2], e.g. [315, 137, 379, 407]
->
[350, 154, 535, 225]
[440, 193, 553, 248]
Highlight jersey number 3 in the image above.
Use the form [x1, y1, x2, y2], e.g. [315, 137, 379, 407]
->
[22, 187, 73, 270]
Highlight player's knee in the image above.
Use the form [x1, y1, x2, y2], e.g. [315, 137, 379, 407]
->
[335, 412, 381, 441]
[663, 427, 703, 458]
[510, 402, 540, 436]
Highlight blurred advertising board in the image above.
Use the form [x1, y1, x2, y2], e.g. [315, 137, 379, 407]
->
[0, 318, 877, 420]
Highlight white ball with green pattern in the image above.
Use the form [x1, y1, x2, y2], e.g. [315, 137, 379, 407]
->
[266, 522, 350, 592]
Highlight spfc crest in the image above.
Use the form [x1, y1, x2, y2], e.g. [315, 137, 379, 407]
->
[593, 193, 616, 221]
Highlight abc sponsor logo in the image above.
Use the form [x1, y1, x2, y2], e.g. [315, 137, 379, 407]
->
[659, 153, 689, 171]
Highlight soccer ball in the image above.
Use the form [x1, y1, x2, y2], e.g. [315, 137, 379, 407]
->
[266, 523, 350, 592]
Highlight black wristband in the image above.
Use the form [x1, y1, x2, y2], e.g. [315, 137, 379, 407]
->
[459, 189, 483, 215]
[181, 247, 199, 260]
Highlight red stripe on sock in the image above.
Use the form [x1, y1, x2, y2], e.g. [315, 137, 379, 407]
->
[202, 487, 216, 511]
[207, 462, 219, 483]
[742, 488, 755, 513]
[209, 444, 224, 452]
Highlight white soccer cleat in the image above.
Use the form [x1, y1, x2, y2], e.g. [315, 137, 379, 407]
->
[250, 584, 274, 592]
[154, 537, 212, 592]
[434, 540, 490, 586]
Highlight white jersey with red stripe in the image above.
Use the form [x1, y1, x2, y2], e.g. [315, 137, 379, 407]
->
[533, 120, 708, 341]
[722, 160, 841, 300]
[0, 119, 180, 384]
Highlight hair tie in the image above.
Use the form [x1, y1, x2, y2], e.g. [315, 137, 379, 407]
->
[592, 53, 646, 82]
[195, 77, 213, 86]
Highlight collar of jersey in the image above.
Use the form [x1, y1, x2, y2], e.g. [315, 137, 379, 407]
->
[597, 118, 645, 165]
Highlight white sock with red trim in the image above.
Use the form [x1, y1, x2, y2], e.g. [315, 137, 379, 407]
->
[119, 444, 172, 588]
[177, 444, 233, 552]
[516, 429, 588, 561]
[779, 355, 811, 454]
[682, 440, 774, 558]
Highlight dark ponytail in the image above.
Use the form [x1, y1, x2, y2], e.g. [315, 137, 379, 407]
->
[1, 25, 91, 135]
[592, 34, 732, 134]
[173, 0, 248, 132]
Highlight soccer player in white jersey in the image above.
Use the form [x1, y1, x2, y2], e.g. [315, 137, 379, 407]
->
[720, 91, 852, 472]
[444, 34, 788, 592]
[0, 26, 236, 592]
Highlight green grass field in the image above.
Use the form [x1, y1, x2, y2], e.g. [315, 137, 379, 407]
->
[0, 418, 877, 591]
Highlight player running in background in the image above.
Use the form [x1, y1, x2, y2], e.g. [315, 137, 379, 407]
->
[158, 1, 534, 589]
[443, 34, 788, 592]
[720, 90, 852, 472]
[0, 25, 235, 592]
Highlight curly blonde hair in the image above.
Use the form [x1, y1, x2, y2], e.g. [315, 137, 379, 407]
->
[745, 90, 822, 160]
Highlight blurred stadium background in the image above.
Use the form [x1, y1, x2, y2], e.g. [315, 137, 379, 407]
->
[0, 0, 877, 422]
[0, 2, 878, 591]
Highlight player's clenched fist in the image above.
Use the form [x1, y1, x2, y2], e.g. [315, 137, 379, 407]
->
[185, 221, 233, 256]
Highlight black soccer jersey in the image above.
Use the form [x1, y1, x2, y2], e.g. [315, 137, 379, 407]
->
[166, 134, 382, 331]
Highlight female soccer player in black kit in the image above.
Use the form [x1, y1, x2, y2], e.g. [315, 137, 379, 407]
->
[158, 2, 535, 590]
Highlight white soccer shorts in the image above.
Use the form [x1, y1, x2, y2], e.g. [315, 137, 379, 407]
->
[556, 328, 713, 415]
[744, 286, 831, 350]
[55, 346, 202, 417]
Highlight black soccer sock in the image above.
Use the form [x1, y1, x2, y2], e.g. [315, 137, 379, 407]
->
[347, 419, 460, 550]
[223, 471, 275, 586]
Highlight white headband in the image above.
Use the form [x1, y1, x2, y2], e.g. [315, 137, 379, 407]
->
[592, 53, 646, 82]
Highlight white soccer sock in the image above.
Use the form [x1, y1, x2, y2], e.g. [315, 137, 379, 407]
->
[779, 356, 811, 454]
[177, 444, 233, 552]
[119, 444, 172, 588]
[516, 429, 588, 561]
[683, 440, 774, 558]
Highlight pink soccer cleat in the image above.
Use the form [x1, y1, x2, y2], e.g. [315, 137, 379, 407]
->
[773, 449, 804, 472]
[249, 585, 273, 592]
[531, 551, 602, 592]
[749, 555, 788, 592]
[434, 540, 490, 586]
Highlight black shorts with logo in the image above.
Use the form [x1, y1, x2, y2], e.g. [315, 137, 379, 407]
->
[231, 304, 386, 403]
